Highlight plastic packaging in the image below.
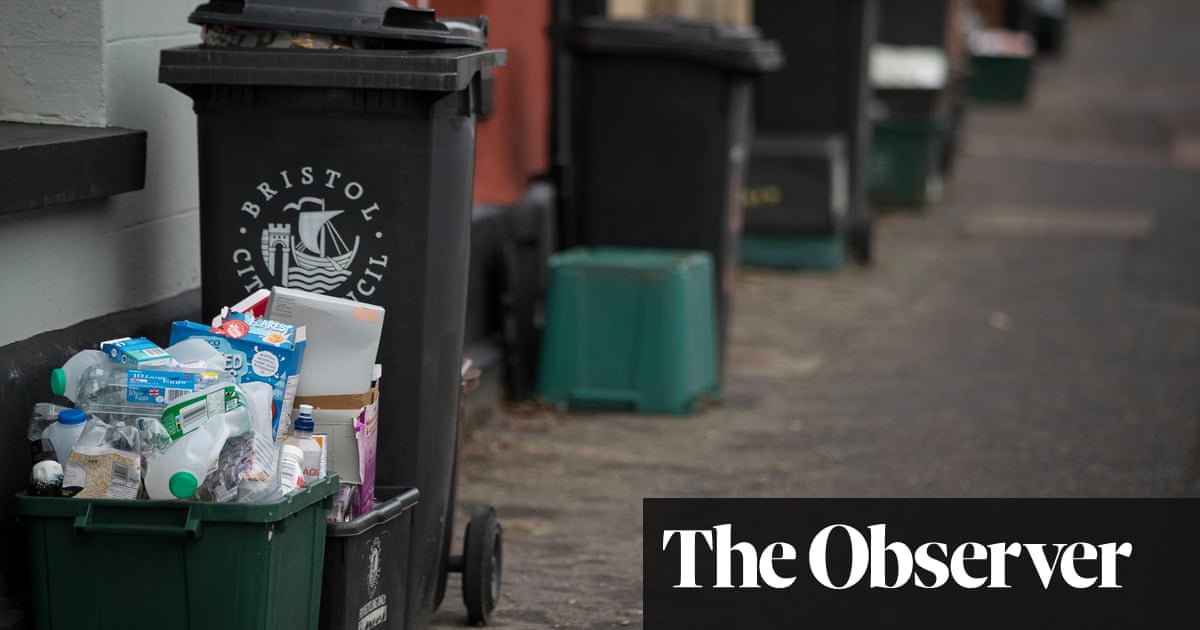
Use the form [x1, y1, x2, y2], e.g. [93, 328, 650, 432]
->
[280, 444, 306, 495]
[63, 416, 142, 499]
[194, 381, 279, 502]
[27, 402, 71, 442]
[167, 337, 227, 371]
[74, 362, 235, 425]
[144, 402, 251, 500]
[284, 404, 324, 484]
[42, 409, 88, 466]
[49, 350, 112, 402]
[29, 439, 64, 497]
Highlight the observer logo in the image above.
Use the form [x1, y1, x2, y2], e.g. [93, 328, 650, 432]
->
[643, 499, 1198, 629]
[662, 523, 1133, 590]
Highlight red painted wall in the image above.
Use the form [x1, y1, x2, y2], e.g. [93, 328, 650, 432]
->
[432, 0, 552, 206]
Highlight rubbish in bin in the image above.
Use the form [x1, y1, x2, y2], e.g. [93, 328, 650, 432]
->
[100, 336, 172, 367]
[265, 287, 383, 398]
[167, 337, 228, 370]
[49, 349, 110, 401]
[170, 314, 307, 434]
[296, 378, 381, 520]
[144, 390, 251, 500]
[40, 409, 86, 467]
[62, 414, 142, 499]
[28, 439, 64, 497]
[73, 361, 235, 425]
[285, 404, 327, 484]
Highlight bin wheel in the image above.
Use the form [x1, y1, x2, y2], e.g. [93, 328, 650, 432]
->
[463, 505, 502, 625]
[849, 223, 873, 264]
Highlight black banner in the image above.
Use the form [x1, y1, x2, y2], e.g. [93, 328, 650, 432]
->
[644, 499, 1200, 629]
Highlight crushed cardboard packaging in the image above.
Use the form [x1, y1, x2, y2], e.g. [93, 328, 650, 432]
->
[294, 378, 380, 517]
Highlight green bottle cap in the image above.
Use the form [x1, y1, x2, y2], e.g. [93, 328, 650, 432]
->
[50, 368, 67, 397]
[169, 472, 199, 499]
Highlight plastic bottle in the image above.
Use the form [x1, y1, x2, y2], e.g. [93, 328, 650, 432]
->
[28, 439, 64, 497]
[167, 338, 227, 371]
[279, 444, 306, 494]
[144, 404, 251, 500]
[50, 350, 112, 402]
[284, 404, 323, 484]
[74, 362, 234, 424]
[41, 409, 87, 466]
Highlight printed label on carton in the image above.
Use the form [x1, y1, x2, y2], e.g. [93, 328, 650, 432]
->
[125, 369, 199, 405]
[102, 337, 172, 367]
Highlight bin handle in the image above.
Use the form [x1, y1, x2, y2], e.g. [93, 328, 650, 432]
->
[73, 504, 202, 539]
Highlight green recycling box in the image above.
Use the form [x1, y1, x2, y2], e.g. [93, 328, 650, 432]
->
[740, 233, 847, 271]
[869, 116, 945, 206]
[17, 476, 339, 630]
[536, 248, 720, 414]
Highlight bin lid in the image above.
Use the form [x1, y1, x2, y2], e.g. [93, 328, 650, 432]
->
[567, 18, 784, 73]
[188, 0, 488, 49]
[160, 45, 505, 92]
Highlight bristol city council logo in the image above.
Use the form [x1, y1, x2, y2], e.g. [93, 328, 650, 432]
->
[229, 166, 389, 301]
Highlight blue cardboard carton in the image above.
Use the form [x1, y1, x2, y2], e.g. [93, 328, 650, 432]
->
[170, 316, 306, 436]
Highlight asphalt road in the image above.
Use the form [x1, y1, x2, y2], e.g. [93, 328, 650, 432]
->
[434, 0, 1200, 627]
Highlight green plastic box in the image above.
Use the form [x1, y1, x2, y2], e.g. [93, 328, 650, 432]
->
[739, 233, 847, 271]
[17, 475, 339, 630]
[869, 117, 945, 206]
[971, 54, 1033, 103]
[535, 247, 720, 414]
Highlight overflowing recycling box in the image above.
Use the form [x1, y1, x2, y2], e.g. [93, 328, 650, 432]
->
[17, 476, 338, 630]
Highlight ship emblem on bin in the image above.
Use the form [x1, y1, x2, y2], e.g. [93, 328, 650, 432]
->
[261, 196, 361, 292]
[230, 166, 390, 302]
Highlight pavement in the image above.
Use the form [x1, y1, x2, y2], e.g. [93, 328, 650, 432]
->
[433, 0, 1200, 627]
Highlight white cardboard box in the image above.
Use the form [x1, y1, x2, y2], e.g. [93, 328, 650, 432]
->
[266, 287, 385, 396]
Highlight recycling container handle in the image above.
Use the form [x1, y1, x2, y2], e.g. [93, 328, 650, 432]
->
[73, 504, 203, 538]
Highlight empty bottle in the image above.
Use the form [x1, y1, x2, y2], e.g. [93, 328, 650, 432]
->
[29, 439, 64, 497]
[279, 444, 306, 495]
[74, 362, 234, 424]
[41, 409, 87, 466]
[50, 350, 112, 402]
[284, 404, 323, 484]
[144, 403, 251, 500]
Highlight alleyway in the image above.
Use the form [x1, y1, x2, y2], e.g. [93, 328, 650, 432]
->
[435, 0, 1200, 626]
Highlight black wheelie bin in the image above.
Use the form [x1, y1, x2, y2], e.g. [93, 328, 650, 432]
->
[159, 1, 505, 627]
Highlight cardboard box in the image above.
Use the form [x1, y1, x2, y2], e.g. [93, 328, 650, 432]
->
[170, 318, 306, 437]
[265, 287, 385, 397]
[294, 379, 380, 516]
[101, 336, 172, 367]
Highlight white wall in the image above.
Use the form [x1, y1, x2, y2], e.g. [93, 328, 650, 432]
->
[0, 0, 202, 347]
